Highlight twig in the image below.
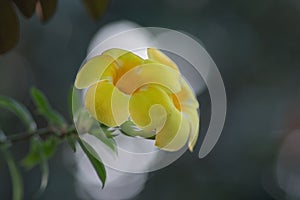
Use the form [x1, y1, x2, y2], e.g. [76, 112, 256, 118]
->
[0, 125, 77, 145]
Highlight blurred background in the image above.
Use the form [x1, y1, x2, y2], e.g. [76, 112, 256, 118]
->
[1, 0, 300, 199]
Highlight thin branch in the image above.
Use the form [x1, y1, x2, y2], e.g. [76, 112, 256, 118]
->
[0, 125, 77, 145]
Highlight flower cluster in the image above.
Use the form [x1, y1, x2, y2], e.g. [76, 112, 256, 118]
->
[75, 48, 199, 151]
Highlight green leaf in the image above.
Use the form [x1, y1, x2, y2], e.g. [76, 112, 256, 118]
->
[99, 123, 118, 138]
[79, 139, 106, 188]
[1, 146, 23, 200]
[75, 108, 116, 152]
[30, 87, 67, 128]
[41, 136, 58, 158]
[12, 0, 38, 18]
[21, 136, 57, 169]
[120, 120, 155, 139]
[21, 136, 54, 194]
[36, 0, 57, 22]
[0, 0, 19, 54]
[65, 125, 78, 152]
[66, 135, 77, 152]
[81, 0, 110, 20]
[38, 151, 49, 194]
[0, 95, 37, 132]
[90, 127, 117, 153]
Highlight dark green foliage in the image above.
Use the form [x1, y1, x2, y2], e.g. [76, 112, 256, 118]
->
[30, 87, 67, 128]
[0, 88, 108, 198]
[79, 139, 107, 188]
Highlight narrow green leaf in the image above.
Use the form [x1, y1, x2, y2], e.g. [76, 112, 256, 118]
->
[0, 0, 19, 54]
[21, 136, 57, 169]
[36, 0, 57, 22]
[1, 146, 23, 200]
[75, 108, 116, 152]
[81, 0, 110, 20]
[21, 136, 52, 194]
[79, 139, 106, 188]
[38, 157, 49, 194]
[66, 135, 77, 152]
[90, 128, 117, 153]
[30, 87, 67, 128]
[21, 138, 40, 169]
[0, 95, 37, 132]
[36, 139, 49, 195]
[66, 125, 77, 152]
[41, 136, 58, 157]
[99, 123, 118, 138]
[78, 115, 117, 152]
[12, 0, 38, 18]
[120, 121, 155, 139]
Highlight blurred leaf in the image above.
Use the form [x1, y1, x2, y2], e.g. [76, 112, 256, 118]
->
[65, 125, 78, 152]
[38, 143, 49, 196]
[12, 0, 38, 18]
[82, 0, 110, 20]
[0, 1, 19, 54]
[41, 136, 58, 157]
[1, 145, 23, 200]
[30, 87, 67, 128]
[21, 136, 54, 193]
[39, 165, 49, 194]
[0, 95, 37, 132]
[36, 0, 57, 22]
[21, 136, 57, 169]
[79, 139, 106, 188]
[0, 129, 6, 142]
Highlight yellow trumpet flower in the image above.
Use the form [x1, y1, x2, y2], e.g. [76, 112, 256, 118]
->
[75, 48, 199, 152]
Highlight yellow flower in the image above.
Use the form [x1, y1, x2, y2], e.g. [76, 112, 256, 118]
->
[75, 48, 199, 152]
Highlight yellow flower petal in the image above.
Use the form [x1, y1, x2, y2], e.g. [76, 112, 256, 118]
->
[103, 48, 144, 84]
[147, 48, 179, 71]
[85, 80, 129, 127]
[129, 84, 172, 134]
[155, 110, 190, 151]
[102, 48, 130, 60]
[115, 63, 181, 95]
[75, 55, 117, 89]
[78, 48, 200, 152]
[184, 107, 199, 151]
[166, 78, 200, 151]
[175, 78, 199, 151]
[175, 77, 199, 108]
